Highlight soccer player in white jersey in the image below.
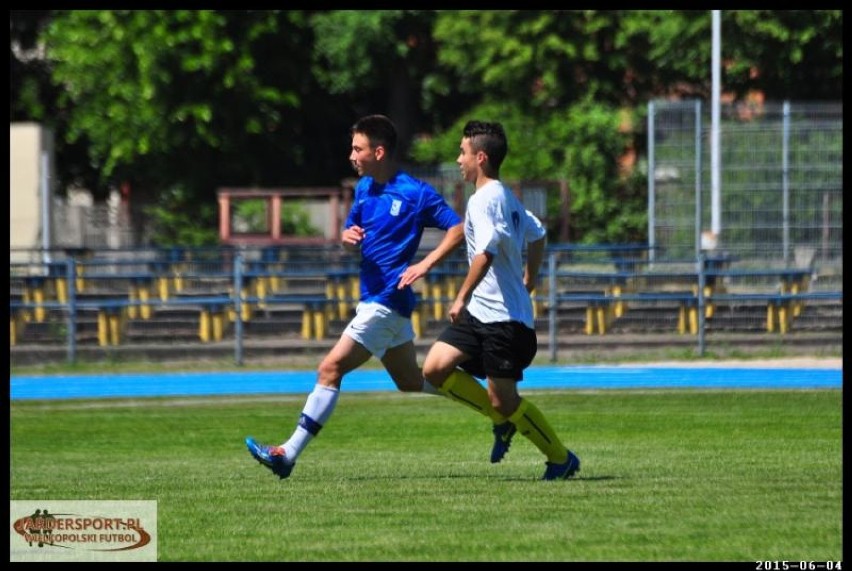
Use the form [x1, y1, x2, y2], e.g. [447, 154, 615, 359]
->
[246, 115, 516, 479]
[422, 120, 580, 480]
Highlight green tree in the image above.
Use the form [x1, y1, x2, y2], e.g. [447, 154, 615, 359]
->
[416, 10, 839, 243]
[722, 10, 843, 100]
[40, 10, 362, 244]
[12, 10, 841, 246]
[43, 11, 304, 193]
[11, 11, 53, 121]
[309, 10, 443, 158]
[411, 99, 645, 244]
[144, 186, 219, 247]
[421, 11, 656, 243]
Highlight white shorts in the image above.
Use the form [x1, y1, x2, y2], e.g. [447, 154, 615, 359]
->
[343, 302, 415, 359]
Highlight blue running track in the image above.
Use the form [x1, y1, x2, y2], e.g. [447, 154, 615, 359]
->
[10, 365, 841, 401]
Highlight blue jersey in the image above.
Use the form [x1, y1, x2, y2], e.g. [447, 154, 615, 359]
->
[346, 171, 461, 317]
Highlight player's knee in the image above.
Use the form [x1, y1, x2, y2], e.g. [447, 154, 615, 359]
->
[490, 390, 521, 418]
[421, 362, 448, 389]
[316, 358, 343, 386]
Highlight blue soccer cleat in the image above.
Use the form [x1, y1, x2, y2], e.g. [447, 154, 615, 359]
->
[245, 437, 295, 480]
[490, 421, 517, 463]
[542, 449, 581, 481]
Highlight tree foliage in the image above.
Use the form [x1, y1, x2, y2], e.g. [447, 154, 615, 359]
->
[418, 10, 840, 243]
[309, 10, 440, 157]
[10, 10, 843, 246]
[43, 11, 305, 192]
[722, 10, 843, 100]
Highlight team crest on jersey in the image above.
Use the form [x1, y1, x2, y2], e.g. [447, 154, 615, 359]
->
[390, 199, 402, 216]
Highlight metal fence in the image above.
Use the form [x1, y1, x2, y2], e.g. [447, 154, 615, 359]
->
[10, 245, 843, 366]
[10, 100, 844, 365]
[648, 99, 843, 270]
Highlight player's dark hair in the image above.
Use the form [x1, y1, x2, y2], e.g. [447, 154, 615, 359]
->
[352, 115, 398, 158]
[463, 120, 508, 171]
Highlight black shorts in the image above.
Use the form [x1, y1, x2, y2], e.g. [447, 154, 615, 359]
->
[437, 308, 537, 381]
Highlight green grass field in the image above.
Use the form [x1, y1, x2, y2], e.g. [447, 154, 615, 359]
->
[10, 389, 842, 562]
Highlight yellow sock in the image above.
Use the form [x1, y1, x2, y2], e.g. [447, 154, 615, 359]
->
[509, 398, 568, 463]
[438, 370, 507, 424]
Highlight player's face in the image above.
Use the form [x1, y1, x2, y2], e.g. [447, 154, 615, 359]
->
[457, 137, 479, 183]
[350, 132, 381, 177]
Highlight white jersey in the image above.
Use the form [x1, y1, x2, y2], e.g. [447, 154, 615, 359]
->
[464, 180, 546, 328]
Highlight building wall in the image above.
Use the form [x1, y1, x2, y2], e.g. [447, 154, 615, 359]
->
[10, 123, 54, 258]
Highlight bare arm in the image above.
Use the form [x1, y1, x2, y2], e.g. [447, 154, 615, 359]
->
[524, 236, 546, 293]
[397, 223, 464, 289]
[448, 251, 493, 323]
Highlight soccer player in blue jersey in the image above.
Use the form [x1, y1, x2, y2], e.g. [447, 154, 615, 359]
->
[246, 115, 513, 479]
[422, 120, 581, 481]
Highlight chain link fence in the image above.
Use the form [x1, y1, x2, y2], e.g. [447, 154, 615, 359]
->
[648, 100, 843, 273]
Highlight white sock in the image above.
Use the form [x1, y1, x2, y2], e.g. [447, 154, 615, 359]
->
[282, 384, 339, 462]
